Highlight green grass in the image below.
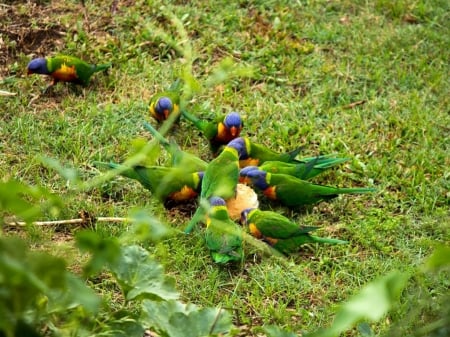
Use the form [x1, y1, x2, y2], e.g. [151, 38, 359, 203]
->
[1, 0, 449, 335]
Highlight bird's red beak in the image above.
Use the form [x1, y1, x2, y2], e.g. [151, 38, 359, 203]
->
[230, 126, 239, 137]
[163, 109, 170, 119]
[239, 176, 251, 185]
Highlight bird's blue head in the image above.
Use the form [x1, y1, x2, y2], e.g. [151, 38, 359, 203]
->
[240, 207, 256, 225]
[27, 58, 49, 75]
[239, 166, 259, 177]
[209, 196, 226, 207]
[227, 137, 248, 159]
[155, 97, 173, 119]
[223, 112, 243, 137]
[245, 169, 269, 190]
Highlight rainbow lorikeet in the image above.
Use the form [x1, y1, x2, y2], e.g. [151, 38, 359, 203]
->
[205, 197, 243, 264]
[27, 55, 111, 92]
[184, 137, 247, 234]
[239, 167, 375, 207]
[259, 155, 349, 180]
[93, 161, 203, 207]
[149, 79, 183, 123]
[240, 208, 347, 254]
[182, 110, 244, 154]
[143, 121, 207, 172]
[237, 136, 304, 168]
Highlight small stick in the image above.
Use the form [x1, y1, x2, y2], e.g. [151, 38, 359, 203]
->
[342, 100, 366, 109]
[4, 217, 130, 227]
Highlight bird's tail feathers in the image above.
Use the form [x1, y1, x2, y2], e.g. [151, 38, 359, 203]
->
[181, 110, 205, 131]
[92, 161, 138, 180]
[184, 204, 206, 234]
[168, 78, 184, 92]
[337, 187, 376, 194]
[93, 63, 112, 72]
[310, 235, 348, 245]
[143, 121, 171, 147]
[288, 146, 305, 161]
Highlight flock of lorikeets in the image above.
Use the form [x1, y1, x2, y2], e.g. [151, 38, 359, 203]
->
[27, 54, 376, 264]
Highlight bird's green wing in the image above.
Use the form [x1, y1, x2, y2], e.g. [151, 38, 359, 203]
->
[181, 110, 217, 139]
[205, 206, 243, 264]
[249, 210, 319, 239]
[200, 147, 239, 200]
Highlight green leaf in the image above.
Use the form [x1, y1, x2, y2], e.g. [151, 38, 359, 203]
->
[264, 325, 299, 337]
[0, 180, 62, 224]
[141, 299, 233, 337]
[75, 230, 121, 277]
[46, 274, 100, 315]
[108, 245, 179, 301]
[305, 271, 409, 337]
[120, 209, 174, 244]
[424, 245, 450, 272]
[357, 322, 374, 337]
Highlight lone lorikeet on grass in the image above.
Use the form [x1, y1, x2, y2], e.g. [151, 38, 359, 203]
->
[143, 121, 207, 172]
[184, 137, 247, 234]
[259, 155, 349, 180]
[27, 55, 111, 92]
[182, 110, 244, 154]
[205, 197, 243, 264]
[240, 208, 347, 254]
[93, 161, 203, 207]
[237, 136, 304, 168]
[149, 79, 183, 123]
[239, 167, 375, 207]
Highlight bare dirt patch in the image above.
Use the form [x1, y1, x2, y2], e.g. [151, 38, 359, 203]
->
[0, 2, 67, 75]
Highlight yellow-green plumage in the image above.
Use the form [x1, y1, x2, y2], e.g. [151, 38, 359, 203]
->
[259, 155, 349, 180]
[27, 55, 111, 87]
[238, 136, 304, 168]
[241, 168, 376, 207]
[93, 161, 203, 206]
[205, 197, 243, 264]
[241, 208, 347, 254]
[184, 137, 247, 233]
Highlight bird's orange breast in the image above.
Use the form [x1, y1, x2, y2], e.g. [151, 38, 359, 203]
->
[248, 223, 263, 239]
[168, 185, 198, 202]
[263, 186, 277, 200]
[239, 158, 260, 168]
[52, 64, 78, 82]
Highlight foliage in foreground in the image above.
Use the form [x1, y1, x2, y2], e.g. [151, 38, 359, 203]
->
[1, 181, 449, 337]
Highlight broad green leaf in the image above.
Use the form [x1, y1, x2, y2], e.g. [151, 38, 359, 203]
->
[75, 230, 121, 277]
[46, 274, 100, 315]
[424, 245, 450, 272]
[357, 322, 374, 337]
[141, 299, 233, 337]
[120, 209, 173, 244]
[264, 325, 298, 337]
[108, 245, 179, 301]
[305, 271, 409, 337]
[0, 180, 62, 224]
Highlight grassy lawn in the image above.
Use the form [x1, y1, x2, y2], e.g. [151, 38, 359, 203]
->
[1, 0, 448, 336]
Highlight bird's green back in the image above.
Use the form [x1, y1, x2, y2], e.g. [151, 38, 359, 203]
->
[201, 146, 239, 200]
[269, 173, 375, 206]
[205, 206, 243, 264]
[47, 55, 97, 84]
[244, 137, 302, 164]
[247, 209, 319, 239]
